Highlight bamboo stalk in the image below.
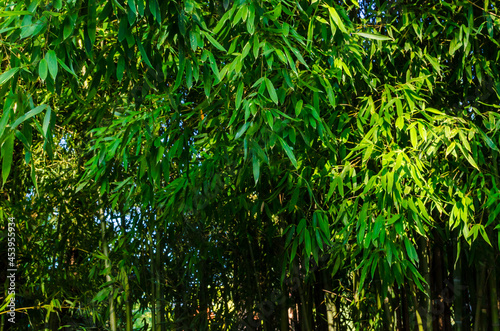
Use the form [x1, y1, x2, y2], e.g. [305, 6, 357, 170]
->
[474, 262, 486, 331]
[150, 232, 156, 331]
[454, 240, 463, 331]
[100, 209, 117, 331]
[491, 151, 500, 331]
[489, 259, 499, 331]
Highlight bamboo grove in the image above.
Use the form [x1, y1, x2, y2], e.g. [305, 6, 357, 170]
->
[1, 0, 500, 329]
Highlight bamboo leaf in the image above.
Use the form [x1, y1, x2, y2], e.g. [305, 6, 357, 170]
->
[203, 31, 227, 52]
[11, 105, 48, 130]
[42, 108, 52, 138]
[327, 5, 346, 34]
[278, 137, 298, 168]
[38, 59, 48, 80]
[136, 38, 153, 69]
[235, 122, 250, 140]
[236, 82, 244, 109]
[410, 127, 417, 148]
[252, 154, 260, 184]
[46, 50, 58, 80]
[1, 131, 14, 186]
[0, 10, 34, 16]
[265, 78, 278, 104]
[0, 67, 20, 85]
[355, 32, 392, 41]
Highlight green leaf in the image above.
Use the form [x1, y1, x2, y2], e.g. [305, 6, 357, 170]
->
[117, 56, 125, 81]
[235, 122, 250, 140]
[0, 11, 34, 17]
[42, 107, 52, 138]
[136, 38, 153, 69]
[128, 0, 136, 14]
[404, 237, 419, 262]
[0, 67, 20, 85]
[46, 50, 58, 80]
[38, 58, 48, 80]
[479, 226, 492, 246]
[482, 133, 499, 151]
[57, 58, 78, 79]
[252, 154, 260, 184]
[278, 137, 298, 168]
[355, 32, 392, 41]
[236, 82, 244, 109]
[445, 141, 456, 157]
[295, 100, 303, 116]
[317, 213, 330, 240]
[207, 51, 221, 82]
[1, 132, 14, 186]
[0, 107, 11, 139]
[410, 127, 417, 149]
[327, 5, 346, 34]
[11, 105, 48, 130]
[203, 31, 227, 52]
[304, 228, 311, 256]
[265, 78, 278, 104]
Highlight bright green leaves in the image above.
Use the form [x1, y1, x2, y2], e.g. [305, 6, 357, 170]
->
[0, 11, 33, 17]
[46, 50, 58, 80]
[409, 126, 418, 149]
[325, 4, 347, 35]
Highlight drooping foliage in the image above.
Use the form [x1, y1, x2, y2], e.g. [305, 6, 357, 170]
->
[1, 0, 500, 329]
